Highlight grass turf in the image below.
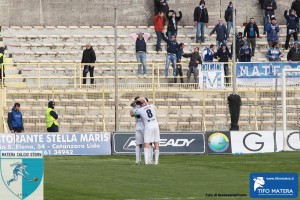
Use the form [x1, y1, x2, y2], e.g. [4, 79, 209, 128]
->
[44, 152, 300, 200]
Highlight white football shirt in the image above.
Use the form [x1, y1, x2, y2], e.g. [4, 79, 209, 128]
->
[135, 104, 158, 128]
[132, 105, 144, 131]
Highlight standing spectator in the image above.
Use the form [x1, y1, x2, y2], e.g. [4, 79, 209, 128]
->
[284, 9, 299, 50]
[266, 17, 280, 47]
[166, 9, 182, 39]
[202, 44, 216, 62]
[224, 1, 234, 35]
[216, 44, 232, 84]
[129, 32, 151, 77]
[243, 18, 260, 56]
[194, 0, 209, 43]
[291, 0, 300, 32]
[155, 0, 169, 13]
[174, 43, 185, 83]
[263, 0, 277, 35]
[81, 43, 96, 85]
[162, 34, 179, 77]
[235, 32, 245, 61]
[7, 103, 24, 133]
[287, 41, 300, 61]
[239, 41, 252, 62]
[209, 19, 228, 50]
[182, 47, 202, 83]
[0, 47, 5, 85]
[265, 42, 284, 61]
[154, 0, 160, 14]
[154, 11, 164, 52]
[45, 101, 59, 132]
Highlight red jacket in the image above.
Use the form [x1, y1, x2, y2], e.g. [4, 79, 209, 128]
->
[154, 15, 164, 32]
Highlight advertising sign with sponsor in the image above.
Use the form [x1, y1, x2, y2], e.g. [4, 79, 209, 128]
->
[250, 173, 298, 198]
[236, 62, 300, 83]
[112, 132, 205, 154]
[199, 63, 225, 89]
[206, 131, 232, 154]
[0, 133, 111, 156]
[0, 151, 44, 200]
[283, 130, 300, 151]
[231, 131, 284, 154]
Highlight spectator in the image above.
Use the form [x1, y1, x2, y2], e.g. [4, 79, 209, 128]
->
[45, 101, 59, 132]
[284, 9, 299, 50]
[155, 0, 169, 13]
[266, 42, 284, 61]
[235, 32, 245, 61]
[154, 11, 165, 52]
[209, 19, 228, 50]
[154, 0, 160, 14]
[166, 9, 182, 39]
[263, 0, 277, 35]
[243, 18, 260, 56]
[216, 43, 232, 84]
[266, 16, 280, 47]
[239, 41, 252, 62]
[182, 47, 202, 83]
[7, 103, 24, 133]
[162, 34, 179, 77]
[174, 43, 185, 83]
[287, 41, 300, 61]
[202, 44, 216, 62]
[129, 32, 151, 77]
[0, 47, 5, 85]
[224, 1, 234, 35]
[291, 0, 300, 27]
[194, 0, 209, 43]
[81, 43, 96, 85]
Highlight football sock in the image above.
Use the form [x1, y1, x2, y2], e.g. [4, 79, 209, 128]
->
[155, 150, 159, 163]
[139, 147, 142, 162]
[149, 146, 153, 163]
[135, 146, 140, 163]
[144, 148, 149, 164]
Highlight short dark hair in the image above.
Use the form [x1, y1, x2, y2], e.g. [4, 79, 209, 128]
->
[134, 96, 140, 101]
[272, 42, 278, 48]
[195, 47, 199, 51]
[210, 44, 215, 48]
[179, 43, 184, 48]
[14, 103, 20, 107]
[250, 18, 254, 20]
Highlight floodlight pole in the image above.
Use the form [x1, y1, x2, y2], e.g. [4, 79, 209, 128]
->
[114, 0, 119, 132]
[232, 0, 236, 93]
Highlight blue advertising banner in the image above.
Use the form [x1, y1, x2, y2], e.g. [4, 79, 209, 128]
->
[0, 133, 111, 156]
[250, 173, 298, 198]
[236, 62, 300, 82]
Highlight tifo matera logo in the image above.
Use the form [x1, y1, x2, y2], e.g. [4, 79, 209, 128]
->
[208, 132, 230, 153]
[253, 177, 265, 191]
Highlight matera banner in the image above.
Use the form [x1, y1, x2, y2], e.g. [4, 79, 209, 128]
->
[0, 151, 44, 200]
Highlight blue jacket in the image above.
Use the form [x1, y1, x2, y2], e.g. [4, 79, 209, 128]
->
[8, 108, 23, 129]
[266, 23, 280, 41]
[202, 48, 215, 62]
[239, 46, 252, 62]
[284, 11, 299, 31]
[162, 35, 179, 54]
[265, 47, 282, 61]
[176, 48, 184, 62]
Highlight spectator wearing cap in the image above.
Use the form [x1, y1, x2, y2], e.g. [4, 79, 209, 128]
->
[129, 32, 151, 78]
[7, 103, 24, 133]
[174, 43, 185, 83]
[287, 41, 300, 62]
[263, 0, 277, 35]
[239, 41, 252, 62]
[202, 44, 216, 62]
[194, 0, 209, 43]
[243, 18, 260, 56]
[45, 101, 59, 132]
[209, 19, 228, 50]
[81, 43, 96, 85]
[224, 1, 234, 35]
[284, 9, 299, 50]
[154, 11, 165, 52]
[216, 43, 232, 84]
[166, 9, 182, 39]
[266, 16, 280, 47]
[266, 42, 284, 61]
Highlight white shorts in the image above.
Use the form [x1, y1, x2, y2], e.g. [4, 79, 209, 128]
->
[144, 126, 160, 144]
[135, 130, 144, 145]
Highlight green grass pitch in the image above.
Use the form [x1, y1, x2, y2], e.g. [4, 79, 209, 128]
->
[44, 152, 300, 200]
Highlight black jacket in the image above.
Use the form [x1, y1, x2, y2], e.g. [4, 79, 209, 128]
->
[258, 0, 265, 9]
[155, 0, 169, 13]
[182, 52, 202, 66]
[224, 6, 233, 22]
[216, 47, 232, 62]
[243, 23, 260, 38]
[81, 47, 96, 64]
[284, 11, 299, 31]
[166, 10, 182, 32]
[263, 0, 277, 17]
[193, 6, 209, 23]
[291, 0, 300, 17]
[210, 24, 228, 42]
[287, 47, 300, 61]
[235, 36, 245, 54]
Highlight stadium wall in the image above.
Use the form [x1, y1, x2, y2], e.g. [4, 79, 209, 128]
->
[0, 0, 293, 26]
